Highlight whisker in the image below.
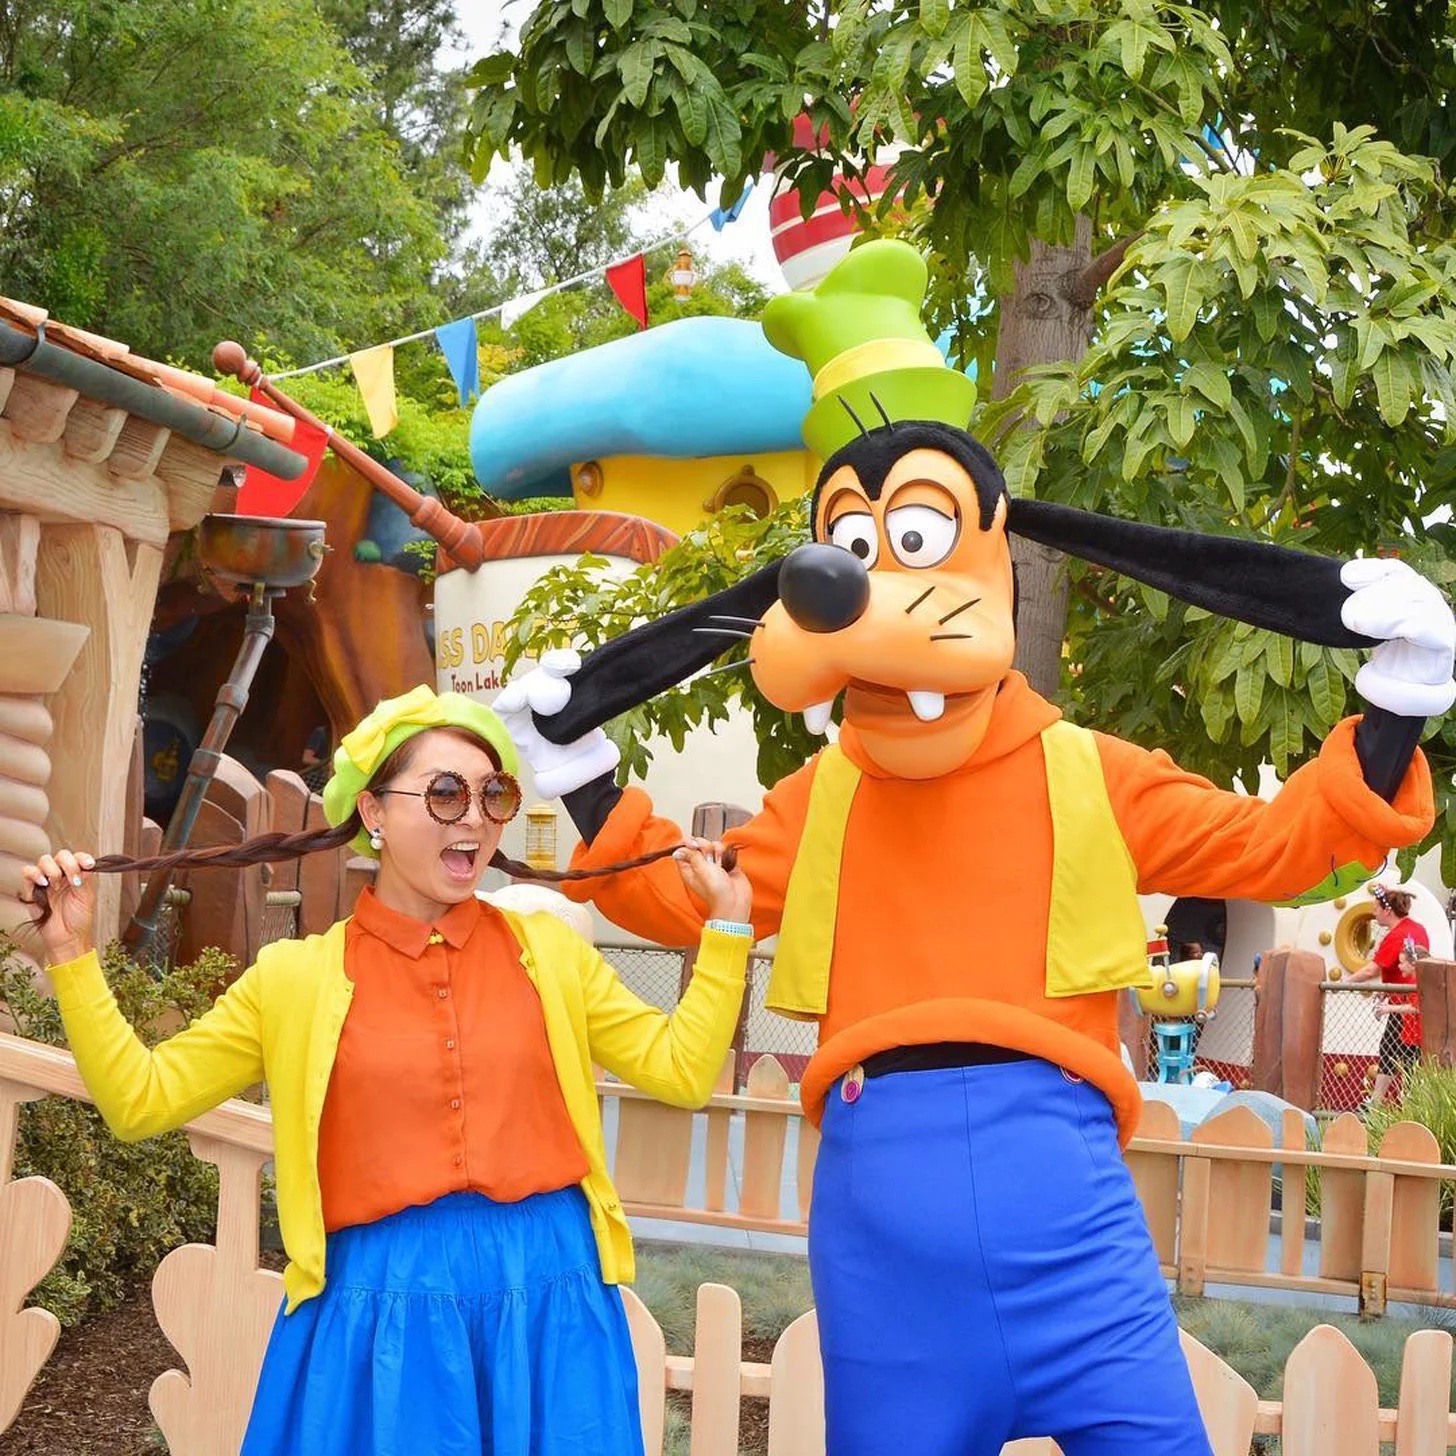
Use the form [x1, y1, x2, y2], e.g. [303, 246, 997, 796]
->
[905, 587, 935, 615]
[693, 627, 754, 639]
[937, 597, 981, 625]
[700, 657, 755, 678]
[930, 633, 975, 642]
[709, 615, 765, 629]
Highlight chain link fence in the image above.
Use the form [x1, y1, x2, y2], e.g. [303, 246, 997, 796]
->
[1141, 977, 1257, 1088]
[598, 939, 818, 1089]
[1319, 980, 1408, 1114]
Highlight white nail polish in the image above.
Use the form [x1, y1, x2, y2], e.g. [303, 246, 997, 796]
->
[37, 877, 48, 888]
[72, 876, 83, 888]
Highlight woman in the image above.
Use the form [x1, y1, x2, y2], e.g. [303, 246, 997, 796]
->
[20, 685, 752, 1456]
[1346, 883, 1429, 1105]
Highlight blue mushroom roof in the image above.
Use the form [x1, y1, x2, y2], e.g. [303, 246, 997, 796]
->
[470, 317, 813, 500]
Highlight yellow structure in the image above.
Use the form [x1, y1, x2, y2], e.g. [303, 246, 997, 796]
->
[568, 451, 817, 538]
[1135, 954, 1222, 1019]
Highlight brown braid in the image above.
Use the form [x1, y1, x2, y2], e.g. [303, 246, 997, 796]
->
[488, 844, 738, 881]
[27, 725, 738, 931]
[26, 816, 364, 930]
[27, 812, 737, 929]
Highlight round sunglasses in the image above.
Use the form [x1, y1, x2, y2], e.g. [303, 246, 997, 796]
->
[375, 769, 522, 826]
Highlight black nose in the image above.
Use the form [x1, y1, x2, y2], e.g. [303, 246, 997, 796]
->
[779, 543, 870, 634]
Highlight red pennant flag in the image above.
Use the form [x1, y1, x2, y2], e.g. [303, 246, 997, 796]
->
[236, 388, 329, 517]
[605, 254, 648, 330]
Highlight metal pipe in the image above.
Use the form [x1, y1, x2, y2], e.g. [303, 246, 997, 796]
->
[212, 340, 494, 567]
[0, 321, 308, 480]
[124, 582, 279, 956]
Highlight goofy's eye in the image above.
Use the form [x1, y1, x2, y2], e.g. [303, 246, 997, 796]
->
[826, 512, 879, 567]
[886, 504, 958, 568]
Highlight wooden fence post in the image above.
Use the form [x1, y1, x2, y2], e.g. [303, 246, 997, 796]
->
[1415, 957, 1456, 1067]
[1253, 948, 1328, 1108]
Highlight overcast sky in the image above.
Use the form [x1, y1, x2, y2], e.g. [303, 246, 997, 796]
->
[447, 2, 786, 293]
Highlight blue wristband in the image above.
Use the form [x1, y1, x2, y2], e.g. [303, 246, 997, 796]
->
[706, 918, 753, 939]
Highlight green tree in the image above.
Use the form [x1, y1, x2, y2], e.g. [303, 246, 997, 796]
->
[0, 0, 453, 367]
[467, 1, 1456, 877]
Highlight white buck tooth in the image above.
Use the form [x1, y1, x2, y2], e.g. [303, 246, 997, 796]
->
[802, 700, 835, 735]
[907, 691, 945, 722]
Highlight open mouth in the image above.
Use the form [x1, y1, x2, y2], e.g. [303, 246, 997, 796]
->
[840, 680, 983, 730]
[440, 842, 480, 881]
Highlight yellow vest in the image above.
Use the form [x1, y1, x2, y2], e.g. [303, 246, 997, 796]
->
[50, 912, 747, 1311]
[767, 720, 1148, 1016]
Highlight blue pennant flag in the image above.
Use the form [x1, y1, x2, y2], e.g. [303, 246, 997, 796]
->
[435, 317, 480, 407]
[710, 177, 755, 232]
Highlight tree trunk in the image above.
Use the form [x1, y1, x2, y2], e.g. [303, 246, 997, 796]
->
[991, 217, 1098, 698]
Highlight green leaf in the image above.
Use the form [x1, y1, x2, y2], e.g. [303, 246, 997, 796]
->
[1251, 287, 1282, 343]
[1160, 256, 1203, 342]
[603, 0, 633, 27]
[618, 41, 656, 108]
[675, 76, 708, 145]
[564, 23, 595, 76]
[952, 14, 990, 106]
[703, 93, 743, 177]
[1066, 144, 1096, 212]
[1307, 658, 1345, 725]
[636, 115, 667, 187]
[1184, 362, 1231, 410]
[467, 53, 517, 86]
[1167, 393, 1197, 449]
[1266, 633, 1294, 688]
[1372, 349, 1414, 427]
[920, 0, 950, 39]
[1107, 18, 1171, 81]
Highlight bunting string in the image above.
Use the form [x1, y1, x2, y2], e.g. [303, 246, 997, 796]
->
[269, 197, 744, 384]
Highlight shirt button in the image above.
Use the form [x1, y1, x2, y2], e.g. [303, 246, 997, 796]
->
[446, 1039, 457, 1050]
[454, 1155, 463, 1166]
[437, 988, 449, 999]
[428, 931, 445, 945]
[450, 1098, 461, 1110]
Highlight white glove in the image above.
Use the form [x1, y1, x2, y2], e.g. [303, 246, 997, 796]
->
[494, 649, 622, 799]
[1341, 558, 1456, 717]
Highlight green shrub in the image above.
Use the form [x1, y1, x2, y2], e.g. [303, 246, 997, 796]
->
[1365, 1059, 1456, 1220]
[0, 938, 237, 1326]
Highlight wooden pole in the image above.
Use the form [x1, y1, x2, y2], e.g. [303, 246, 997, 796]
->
[211, 341, 493, 568]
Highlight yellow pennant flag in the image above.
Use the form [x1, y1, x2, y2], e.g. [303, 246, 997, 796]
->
[349, 344, 398, 438]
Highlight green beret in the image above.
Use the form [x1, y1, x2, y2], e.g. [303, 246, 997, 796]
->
[320, 684, 519, 857]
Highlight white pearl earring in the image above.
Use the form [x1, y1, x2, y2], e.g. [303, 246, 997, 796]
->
[369, 827, 384, 851]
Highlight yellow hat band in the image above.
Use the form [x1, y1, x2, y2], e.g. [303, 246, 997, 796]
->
[812, 338, 946, 401]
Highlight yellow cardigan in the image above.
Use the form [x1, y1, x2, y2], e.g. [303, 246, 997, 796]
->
[50, 909, 748, 1312]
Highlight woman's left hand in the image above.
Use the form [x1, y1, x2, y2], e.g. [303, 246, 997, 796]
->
[673, 838, 752, 926]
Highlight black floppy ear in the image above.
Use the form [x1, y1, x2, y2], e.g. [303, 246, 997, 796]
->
[535, 562, 784, 745]
[1006, 499, 1377, 648]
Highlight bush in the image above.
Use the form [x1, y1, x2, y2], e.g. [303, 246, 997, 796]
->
[0, 938, 238, 1326]
[1364, 1059, 1456, 1222]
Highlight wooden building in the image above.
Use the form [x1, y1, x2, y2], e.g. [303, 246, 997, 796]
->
[0, 298, 306, 951]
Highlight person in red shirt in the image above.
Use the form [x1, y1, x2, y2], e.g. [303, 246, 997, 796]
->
[1347, 884, 1430, 1103]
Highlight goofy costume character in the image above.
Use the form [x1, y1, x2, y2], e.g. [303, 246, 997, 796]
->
[497, 242, 1456, 1454]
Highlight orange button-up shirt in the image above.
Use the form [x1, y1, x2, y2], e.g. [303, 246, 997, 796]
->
[316, 887, 588, 1231]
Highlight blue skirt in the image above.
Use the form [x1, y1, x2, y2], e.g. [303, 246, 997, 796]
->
[242, 1187, 645, 1456]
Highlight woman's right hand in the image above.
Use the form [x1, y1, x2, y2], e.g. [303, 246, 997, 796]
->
[19, 850, 98, 964]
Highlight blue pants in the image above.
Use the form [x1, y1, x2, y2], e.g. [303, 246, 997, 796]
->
[242, 1187, 643, 1456]
[809, 1060, 1212, 1456]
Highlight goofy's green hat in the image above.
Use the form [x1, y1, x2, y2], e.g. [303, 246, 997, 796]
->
[761, 239, 978, 460]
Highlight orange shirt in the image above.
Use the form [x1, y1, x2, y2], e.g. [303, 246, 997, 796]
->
[569, 672, 1433, 1142]
[316, 887, 588, 1231]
